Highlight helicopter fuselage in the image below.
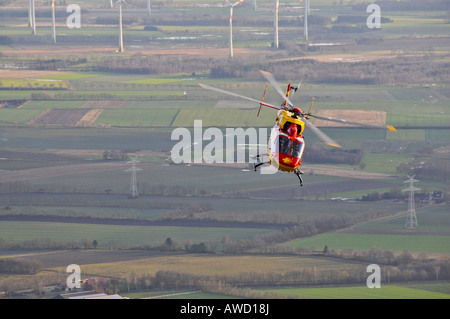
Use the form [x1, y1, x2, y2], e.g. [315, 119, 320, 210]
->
[267, 109, 306, 173]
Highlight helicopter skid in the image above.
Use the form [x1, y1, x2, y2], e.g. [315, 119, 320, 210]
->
[253, 154, 270, 171]
[294, 168, 304, 187]
[253, 161, 270, 171]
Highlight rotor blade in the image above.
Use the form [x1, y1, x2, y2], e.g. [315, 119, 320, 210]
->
[301, 116, 342, 148]
[291, 80, 302, 98]
[199, 83, 281, 110]
[309, 114, 397, 131]
[259, 70, 294, 107]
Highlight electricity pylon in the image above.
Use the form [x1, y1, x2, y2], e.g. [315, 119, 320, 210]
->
[403, 175, 420, 229]
[125, 157, 141, 198]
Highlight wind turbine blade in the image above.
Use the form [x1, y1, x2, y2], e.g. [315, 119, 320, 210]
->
[199, 83, 281, 110]
[259, 70, 294, 107]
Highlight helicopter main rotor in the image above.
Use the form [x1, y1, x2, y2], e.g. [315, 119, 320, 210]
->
[199, 70, 396, 148]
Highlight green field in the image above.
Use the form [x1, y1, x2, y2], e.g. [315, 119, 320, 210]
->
[96, 109, 179, 127]
[0, 221, 273, 247]
[0, 109, 41, 124]
[285, 232, 450, 254]
[282, 205, 450, 254]
[264, 284, 450, 299]
[0, 78, 69, 90]
[356, 205, 450, 233]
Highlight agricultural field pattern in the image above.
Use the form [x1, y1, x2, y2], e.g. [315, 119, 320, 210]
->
[0, 0, 449, 305]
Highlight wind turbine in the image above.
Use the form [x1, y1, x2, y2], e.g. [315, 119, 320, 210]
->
[225, 0, 245, 58]
[28, 0, 32, 27]
[303, 0, 309, 41]
[147, 0, 151, 16]
[274, 0, 279, 48]
[51, 0, 56, 44]
[116, 0, 128, 52]
[30, 0, 36, 35]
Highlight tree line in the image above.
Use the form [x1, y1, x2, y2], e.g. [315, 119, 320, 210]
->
[85, 254, 450, 297]
[89, 53, 450, 86]
[0, 259, 41, 275]
[397, 157, 449, 183]
[211, 54, 450, 85]
[303, 145, 364, 166]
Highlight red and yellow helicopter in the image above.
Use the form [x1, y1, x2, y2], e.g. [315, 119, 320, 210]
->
[200, 70, 396, 186]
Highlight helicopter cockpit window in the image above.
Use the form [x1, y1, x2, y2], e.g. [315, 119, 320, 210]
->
[278, 136, 304, 158]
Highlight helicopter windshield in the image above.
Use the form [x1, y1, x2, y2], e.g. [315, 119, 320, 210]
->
[278, 136, 304, 158]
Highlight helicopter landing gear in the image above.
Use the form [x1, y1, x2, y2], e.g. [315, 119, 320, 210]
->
[252, 154, 269, 171]
[253, 161, 270, 171]
[294, 168, 304, 186]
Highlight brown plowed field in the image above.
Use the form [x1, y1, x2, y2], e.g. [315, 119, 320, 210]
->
[5, 249, 180, 268]
[29, 109, 92, 126]
[76, 109, 104, 126]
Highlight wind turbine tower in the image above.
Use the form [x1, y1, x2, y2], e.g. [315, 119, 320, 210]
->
[125, 157, 141, 199]
[274, 0, 279, 49]
[303, 0, 309, 41]
[403, 176, 420, 229]
[225, 0, 245, 58]
[116, 0, 127, 52]
[31, 0, 36, 35]
[28, 0, 32, 27]
[51, 0, 56, 44]
[147, 0, 151, 16]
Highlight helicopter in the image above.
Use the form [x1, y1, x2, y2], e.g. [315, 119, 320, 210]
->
[199, 70, 396, 186]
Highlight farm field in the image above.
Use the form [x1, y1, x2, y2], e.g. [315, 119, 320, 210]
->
[0, 0, 449, 301]
[283, 204, 450, 254]
[263, 283, 450, 299]
[0, 192, 404, 226]
[284, 232, 450, 254]
[50, 254, 366, 278]
[0, 221, 274, 248]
